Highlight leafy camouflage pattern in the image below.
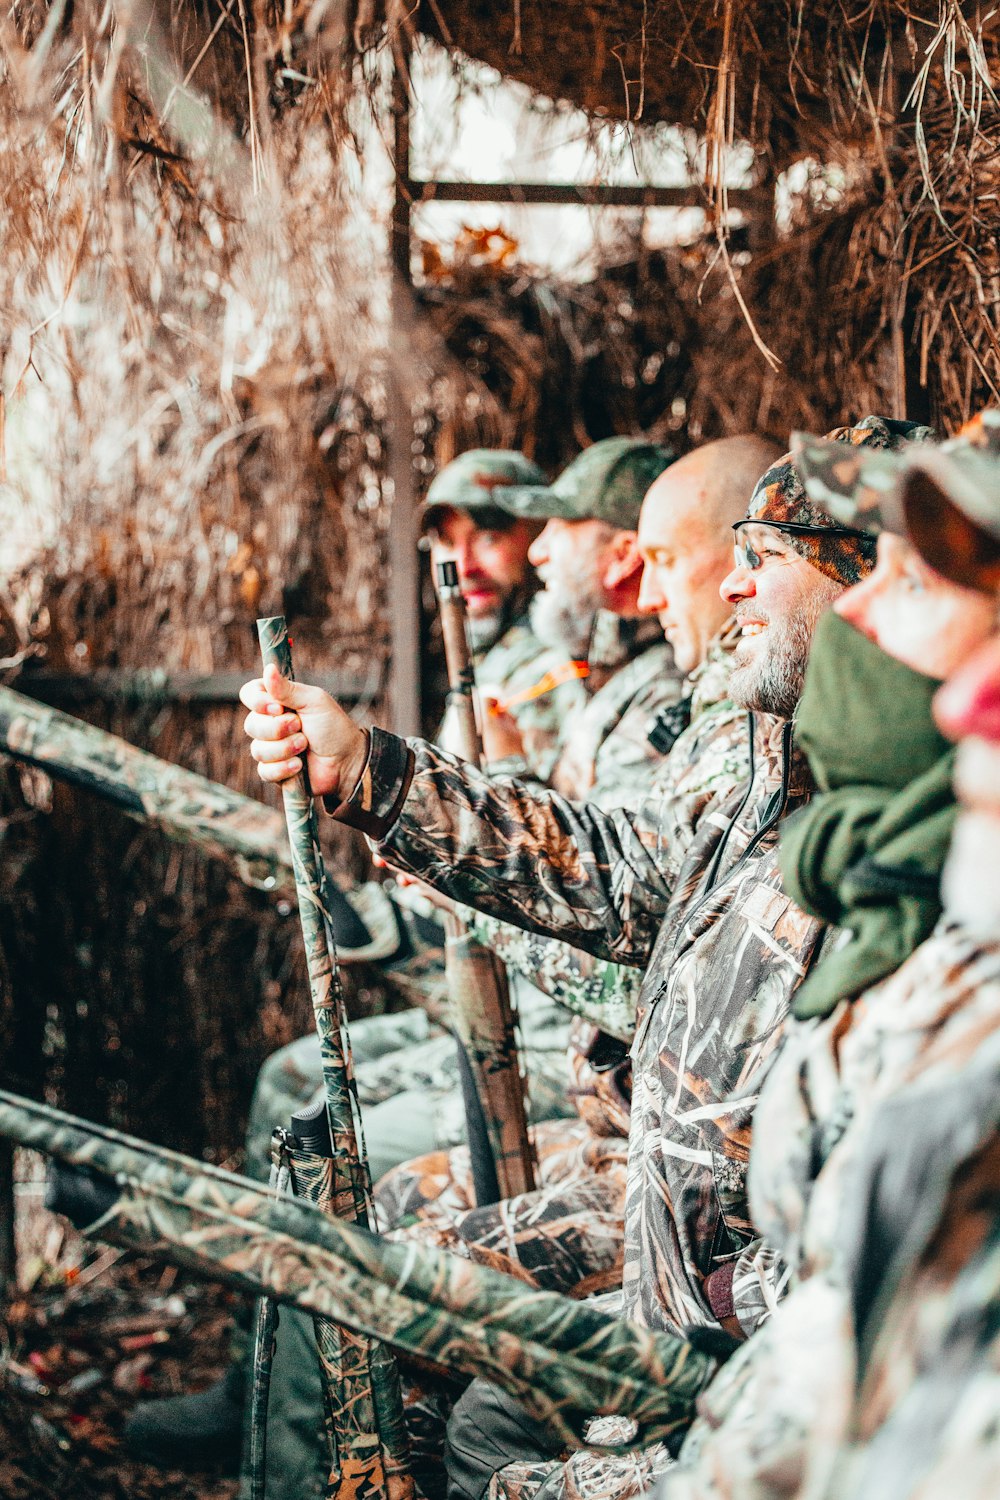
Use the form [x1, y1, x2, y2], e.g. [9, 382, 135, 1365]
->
[378, 1116, 628, 1298]
[502, 438, 675, 529]
[740, 417, 931, 584]
[466, 624, 747, 1040]
[826, 1097, 1000, 1500]
[0, 1089, 718, 1452]
[366, 693, 824, 1355]
[371, 629, 692, 1274]
[257, 615, 412, 1500]
[643, 919, 1000, 1500]
[463, 613, 590, 784]
[0, 682, 294, 894]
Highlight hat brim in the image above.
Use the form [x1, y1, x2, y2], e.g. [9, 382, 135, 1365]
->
[499, 484, 583, 522]
[898, 453, 1000, 593]
[790, 433, 909, 535]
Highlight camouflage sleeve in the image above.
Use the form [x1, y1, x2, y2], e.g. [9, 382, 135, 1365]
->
[369, 738, 680, 967]
[465, 912, 640, 1042]
[730, 1240, 789, 1337]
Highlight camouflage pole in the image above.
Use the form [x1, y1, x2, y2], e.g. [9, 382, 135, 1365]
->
[0, 1089, 716, 1450]
[435, 561, 536, 1203]
[256, 616, 412, 1500]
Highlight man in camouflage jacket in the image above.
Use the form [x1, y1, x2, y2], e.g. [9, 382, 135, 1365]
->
[222, 438, 683, 1500]
[125, 447, 589, 1473]
[242, 425, 911, 1499]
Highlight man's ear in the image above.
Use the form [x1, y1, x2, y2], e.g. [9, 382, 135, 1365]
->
[601, 529, 643, 589]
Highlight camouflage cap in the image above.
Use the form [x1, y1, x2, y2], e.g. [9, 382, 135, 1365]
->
[743, 416, 935, 585]
[422, 450, 548, 530]
[795, 409, 1000, 591]
[501, 437, 676, 530]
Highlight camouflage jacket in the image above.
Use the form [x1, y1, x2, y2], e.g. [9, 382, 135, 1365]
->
[656, 919, 1000, 1500]
[338, 701, 824, 1343]
[467, 623, 748, 1042]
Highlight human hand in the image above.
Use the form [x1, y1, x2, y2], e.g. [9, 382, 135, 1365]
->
[480, 698, 526, 764]
[240, 664, 368, 800]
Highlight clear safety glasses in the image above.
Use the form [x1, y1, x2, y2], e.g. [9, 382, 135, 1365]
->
[731, 518, 869, 571]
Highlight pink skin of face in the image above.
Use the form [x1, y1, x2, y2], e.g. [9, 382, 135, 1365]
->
[934, 632, 1000, 928]
[833, 533, 997, 681]
[429, 508, 536, 618]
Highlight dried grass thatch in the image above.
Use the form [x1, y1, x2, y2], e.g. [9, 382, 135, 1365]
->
[2, 0, 1000, 1163]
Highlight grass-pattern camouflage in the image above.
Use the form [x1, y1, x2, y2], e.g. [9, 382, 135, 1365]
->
[0, 1090, 717, 1451]
[246, 1137, 293, 1500]
[0, 683, 293, 893]
[256, 615, 412, 1500]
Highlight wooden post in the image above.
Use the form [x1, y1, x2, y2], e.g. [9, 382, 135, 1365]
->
[386, 33, 421, 736]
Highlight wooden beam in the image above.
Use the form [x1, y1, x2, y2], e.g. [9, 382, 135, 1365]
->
[406, 180, 758, 209]
[15, 668, 383, 710]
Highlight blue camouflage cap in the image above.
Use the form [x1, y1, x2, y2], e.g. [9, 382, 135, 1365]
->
[501, 437, 676, 530]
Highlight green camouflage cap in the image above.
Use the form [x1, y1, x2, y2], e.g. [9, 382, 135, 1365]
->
[422, 450, 548, 529]
[794, 409, 1000, 591]
[501, 437, 676, 529]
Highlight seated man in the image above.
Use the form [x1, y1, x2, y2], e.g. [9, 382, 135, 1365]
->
[241, 420, 913, 1497]
[127, 438, 681, 1478]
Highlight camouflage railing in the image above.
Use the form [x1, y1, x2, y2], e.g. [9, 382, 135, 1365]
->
[0, 1089, 716, 1450]
[256, 616, 412, 1500]
[435, 561, 536, 1203]
[0, 683, 293, 894]
[0, 684, 381, 956]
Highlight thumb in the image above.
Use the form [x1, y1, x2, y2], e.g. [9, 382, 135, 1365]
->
[262, 662, 323, 712]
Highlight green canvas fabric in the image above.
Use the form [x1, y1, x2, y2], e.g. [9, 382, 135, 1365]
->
[502, 438, 675, 529]
[422, 450, 548, 525]
[782, 611, 956, 1020]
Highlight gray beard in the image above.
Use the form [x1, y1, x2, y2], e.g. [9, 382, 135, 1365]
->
[529, 587, 599, 659]
[729, 579, 842, 718]
[467, 610, 507, 655]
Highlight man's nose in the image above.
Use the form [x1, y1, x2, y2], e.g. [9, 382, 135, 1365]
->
[720, 561, 755, 604]
[637, 564, 666, 615]
[528, 525, 552, 570]
[455, 538, 480, 578]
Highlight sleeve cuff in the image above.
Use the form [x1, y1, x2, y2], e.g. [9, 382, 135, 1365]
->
[322, 727, 414, 839]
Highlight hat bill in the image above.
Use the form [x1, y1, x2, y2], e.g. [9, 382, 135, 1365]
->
[500, 483, 584, 522]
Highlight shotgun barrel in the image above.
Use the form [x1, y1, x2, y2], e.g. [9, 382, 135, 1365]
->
[435, 561, 537, 1203]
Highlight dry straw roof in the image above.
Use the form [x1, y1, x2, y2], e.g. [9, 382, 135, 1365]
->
[396, 1, 969, 161]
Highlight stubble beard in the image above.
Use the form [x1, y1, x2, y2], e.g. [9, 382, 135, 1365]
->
[729, 575, 843, 718]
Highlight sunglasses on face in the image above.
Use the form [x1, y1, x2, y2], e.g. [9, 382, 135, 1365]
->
[731, 518, 869, 571]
